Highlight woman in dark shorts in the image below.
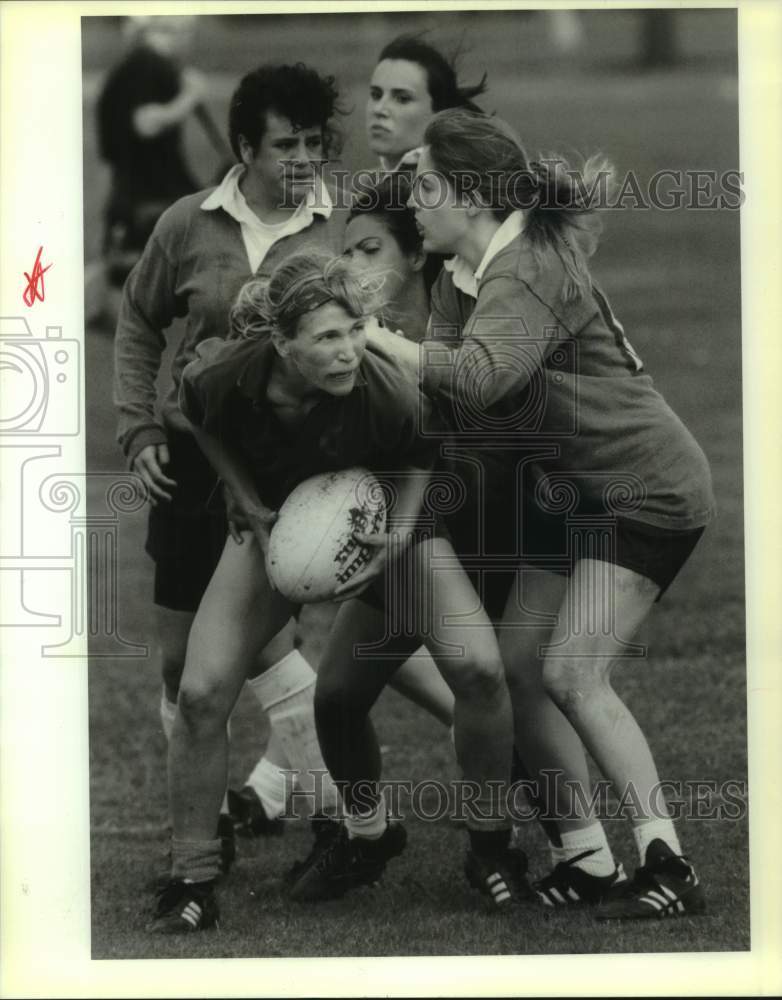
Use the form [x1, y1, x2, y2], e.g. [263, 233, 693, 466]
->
[387, 108, 716, 921]
[151, 252, 525, 932]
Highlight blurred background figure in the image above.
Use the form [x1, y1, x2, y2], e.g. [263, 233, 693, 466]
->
[545, 10, 584, 55]
[86, 15, 230, 327]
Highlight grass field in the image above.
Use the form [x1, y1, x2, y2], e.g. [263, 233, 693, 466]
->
[84, 9, 747, 959]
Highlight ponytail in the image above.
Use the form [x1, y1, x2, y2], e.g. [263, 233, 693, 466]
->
[524, 154, 614, 302]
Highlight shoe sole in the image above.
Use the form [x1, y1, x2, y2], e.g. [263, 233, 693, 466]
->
[596, 884, 706, 921]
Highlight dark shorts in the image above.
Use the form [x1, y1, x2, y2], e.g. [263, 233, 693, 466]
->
[145, 429, 227, 613]
[519, 493, 705, 600]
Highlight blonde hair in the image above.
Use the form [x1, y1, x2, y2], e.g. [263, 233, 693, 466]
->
[424, 109, 615, 302]
[229, 252, 384, 341]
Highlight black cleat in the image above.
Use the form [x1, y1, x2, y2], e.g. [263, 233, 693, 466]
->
[149, 879, 219, 934]
[289, 822, 407, 902]
[596, 839, 705, 921]
[227, 786, 285, 838]
[533, 850, 627, 907]
[464, 847, 533, 908]
[283, 814, 342, 886]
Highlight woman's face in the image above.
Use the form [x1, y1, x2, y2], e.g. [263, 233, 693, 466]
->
[409, 147, 470, 255]
[367, 59, 434, 163]
[280, 302, 367, 397]
[342, 214, 417, 302]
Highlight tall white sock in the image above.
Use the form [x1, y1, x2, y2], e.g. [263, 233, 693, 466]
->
[246, 650, 340, 815]
[555, 823, 616, 877]
[244, 757, 290, 819]
[632, 818, 682, 863]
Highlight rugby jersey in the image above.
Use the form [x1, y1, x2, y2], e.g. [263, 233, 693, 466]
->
[179, 335, 438, 510]
[422, 233, 716, 530]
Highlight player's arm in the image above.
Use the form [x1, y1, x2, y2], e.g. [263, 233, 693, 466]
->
[133, 67, 208, 138]
[188, 425, 277, 551]
[421, 276, 570, 409]
[114, 224, 184, 501]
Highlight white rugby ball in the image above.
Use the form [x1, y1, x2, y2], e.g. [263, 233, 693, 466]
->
[266, 468, 387, 603]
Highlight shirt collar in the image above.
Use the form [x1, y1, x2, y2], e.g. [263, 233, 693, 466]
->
[443, 211, 525, 299]
[378, 147, 422, 175]
[201, 164, 333, 221]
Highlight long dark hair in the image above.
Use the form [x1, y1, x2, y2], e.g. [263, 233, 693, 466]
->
[424, 109, 614, 302]
[378, 34, 487, 113]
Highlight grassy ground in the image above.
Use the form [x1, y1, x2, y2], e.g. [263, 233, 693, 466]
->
[84, 9, 747, 959]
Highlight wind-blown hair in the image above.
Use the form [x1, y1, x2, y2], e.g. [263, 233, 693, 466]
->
[378, 34, 487, 113]
[423, 109, 614, 301]
[230, 253, 383, 342]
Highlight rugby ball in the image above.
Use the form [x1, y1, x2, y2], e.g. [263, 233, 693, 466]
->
[266, 468, 387, 603]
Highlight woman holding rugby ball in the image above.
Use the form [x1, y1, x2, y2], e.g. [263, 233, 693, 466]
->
[152, 252, 526, 932]
[387, 108, 715, 921]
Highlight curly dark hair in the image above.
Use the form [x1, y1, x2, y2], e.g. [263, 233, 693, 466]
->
[228, 63, 346, 161]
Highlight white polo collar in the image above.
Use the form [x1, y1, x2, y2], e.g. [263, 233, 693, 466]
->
[443, 210, 526, 299]
[201, 164, 333, 221]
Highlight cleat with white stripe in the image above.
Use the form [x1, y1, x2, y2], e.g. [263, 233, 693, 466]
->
[149, 879, 219, 934]
[596, 839, 705, 921]
[533, 850, 628, 908]
[464, 848, 533, 909]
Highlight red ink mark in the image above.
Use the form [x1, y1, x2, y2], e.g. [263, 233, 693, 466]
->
[22, 247, 53, 307]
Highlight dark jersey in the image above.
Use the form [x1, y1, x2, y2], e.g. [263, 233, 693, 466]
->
[179, 335, 438, 510]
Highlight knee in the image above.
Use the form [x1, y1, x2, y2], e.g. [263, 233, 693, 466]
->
[541, 656, 610, 714]
[178, 679, 230, 735]
[449, 654, 507, 703]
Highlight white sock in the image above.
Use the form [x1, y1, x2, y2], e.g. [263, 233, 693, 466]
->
[246, 651, 340, 815]
[556, 823, 616, 877]
[159, 689, 177, 742]
[345, 797, 387, 841]
[633, 818, 682, 863]
[245, 757, 289, 819]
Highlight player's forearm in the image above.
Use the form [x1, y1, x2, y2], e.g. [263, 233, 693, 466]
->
[190, 426, 268, 516]
[132, 91, 200, 137]
[387, 466, 432, 542]
[113, 237, 180, 457]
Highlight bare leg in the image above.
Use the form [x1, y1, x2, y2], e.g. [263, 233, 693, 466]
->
[170, 535, 296, 844]
[500, 567, 595, 832]
[387, 657, 455, 727]
[413, 540, 513, 828]
[541, 559, 662, 818]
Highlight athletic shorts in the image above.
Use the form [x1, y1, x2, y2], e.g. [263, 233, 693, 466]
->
[519, 492, 705, 600]
[144, 428, 227, 612]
